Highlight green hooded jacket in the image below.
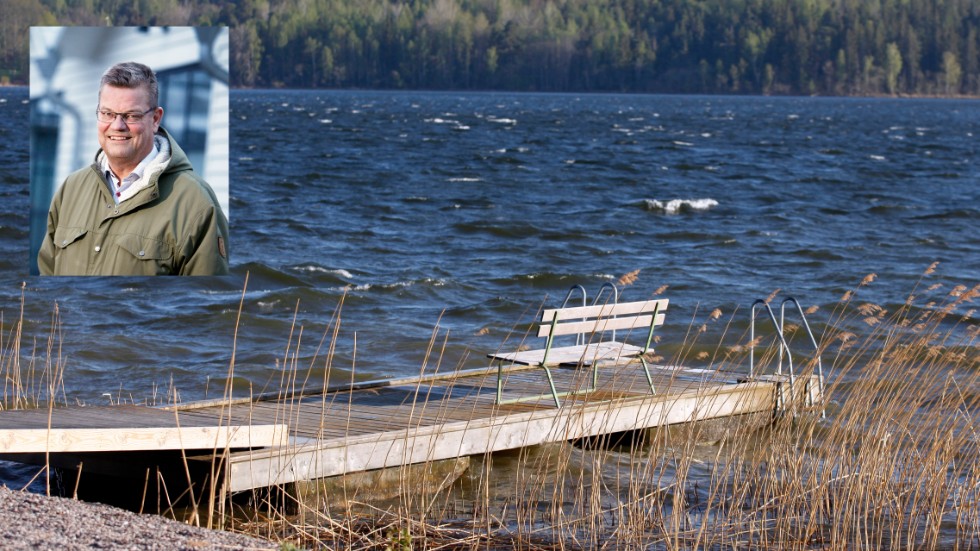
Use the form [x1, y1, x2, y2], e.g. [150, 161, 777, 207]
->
[38, 128, 230, 276]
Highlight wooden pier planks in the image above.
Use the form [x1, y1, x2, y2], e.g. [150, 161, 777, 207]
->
[0, 405, 287, 453]
[0, 361, 807, 493]
[213, 364, 779, 492]
[220, 379, 780, 492]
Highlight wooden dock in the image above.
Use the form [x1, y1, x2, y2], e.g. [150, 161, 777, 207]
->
[0, 360, 819, 499]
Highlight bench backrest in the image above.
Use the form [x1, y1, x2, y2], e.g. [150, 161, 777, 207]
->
[538, 299, 669, 338]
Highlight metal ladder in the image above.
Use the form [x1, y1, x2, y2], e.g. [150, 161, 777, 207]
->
[554, 282, 623, 393]
[559, 282, 620, 346]
[749, 297, 826, 418]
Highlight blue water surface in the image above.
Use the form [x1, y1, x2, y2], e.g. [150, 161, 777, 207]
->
[1, 88, 977, 405]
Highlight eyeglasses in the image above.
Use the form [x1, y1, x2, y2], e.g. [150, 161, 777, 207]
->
[96, 107, 157, 124]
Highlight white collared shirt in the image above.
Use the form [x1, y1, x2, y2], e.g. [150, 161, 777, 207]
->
[101, 141, 160, 204]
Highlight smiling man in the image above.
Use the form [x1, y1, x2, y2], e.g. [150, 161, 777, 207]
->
[38, 62, 229, 276]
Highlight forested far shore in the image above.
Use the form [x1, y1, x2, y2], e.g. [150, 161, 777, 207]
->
[3, 0, 979, 96]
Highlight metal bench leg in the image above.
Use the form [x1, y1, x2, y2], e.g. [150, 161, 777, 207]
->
[640, 357, 656, 395]
[542, 365, 562, 408]
[496, 361, 503, 404]
[495, 361, 562, 408]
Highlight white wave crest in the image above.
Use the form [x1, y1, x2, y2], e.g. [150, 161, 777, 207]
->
[292, 265, 353, 278]
[644, 198, 719, 214]
[257, 300, 280, 311]
[426, 117, 458, 125]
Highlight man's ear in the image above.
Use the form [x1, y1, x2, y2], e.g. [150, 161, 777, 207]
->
[153, 107, 164, 131]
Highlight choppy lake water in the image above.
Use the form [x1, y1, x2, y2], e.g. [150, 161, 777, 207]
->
[3, 88, 976, 405]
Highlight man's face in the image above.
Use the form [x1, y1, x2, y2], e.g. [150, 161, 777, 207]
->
[97, 84, 162, 173]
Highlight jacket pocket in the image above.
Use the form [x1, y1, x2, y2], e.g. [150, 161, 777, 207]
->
[53, 226, 87, 249]
[115, 234, 175, 275]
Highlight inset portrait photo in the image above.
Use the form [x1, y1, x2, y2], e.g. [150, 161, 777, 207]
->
[29, 27, 230, 276]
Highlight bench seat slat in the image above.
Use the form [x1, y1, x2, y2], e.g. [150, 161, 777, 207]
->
[542, 299, 669, 322]
[537, 312, 666, 338]
[490, 341, 646, 367]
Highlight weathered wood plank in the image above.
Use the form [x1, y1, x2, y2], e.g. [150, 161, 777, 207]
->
[541, 299, 669, 323]
[491, 341, 647, 366]
[538, 312, 667, 338]
[0, 423, 288, 454]
[166, 365, 502, 412]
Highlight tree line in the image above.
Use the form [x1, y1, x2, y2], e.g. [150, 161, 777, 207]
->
[4, 0, 979, 96]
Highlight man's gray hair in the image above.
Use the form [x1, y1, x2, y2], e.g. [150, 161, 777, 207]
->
[99, 62, 159, 108]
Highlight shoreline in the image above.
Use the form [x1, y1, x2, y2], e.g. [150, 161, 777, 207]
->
[4, 83, 978, 99]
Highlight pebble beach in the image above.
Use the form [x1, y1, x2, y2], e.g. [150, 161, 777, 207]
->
[0, 486, 275, 551]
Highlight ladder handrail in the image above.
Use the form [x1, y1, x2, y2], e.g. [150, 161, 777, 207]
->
[560, 284, 588, 309]
[558, 283, 622, 346]
[780, 297, 826, 418]
[750, 299, 796, 414]
[592, 282, 621, 341]
[592, 282, 619, 306]
[561, 285, 589, 346]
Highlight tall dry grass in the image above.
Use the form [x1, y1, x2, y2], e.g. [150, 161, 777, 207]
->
[1, 283, 67, 412]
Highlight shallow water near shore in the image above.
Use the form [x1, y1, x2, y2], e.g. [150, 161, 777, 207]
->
[1, 89, 978, 528]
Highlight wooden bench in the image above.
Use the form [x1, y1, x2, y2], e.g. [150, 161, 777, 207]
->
[490, 298, 668, 407]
